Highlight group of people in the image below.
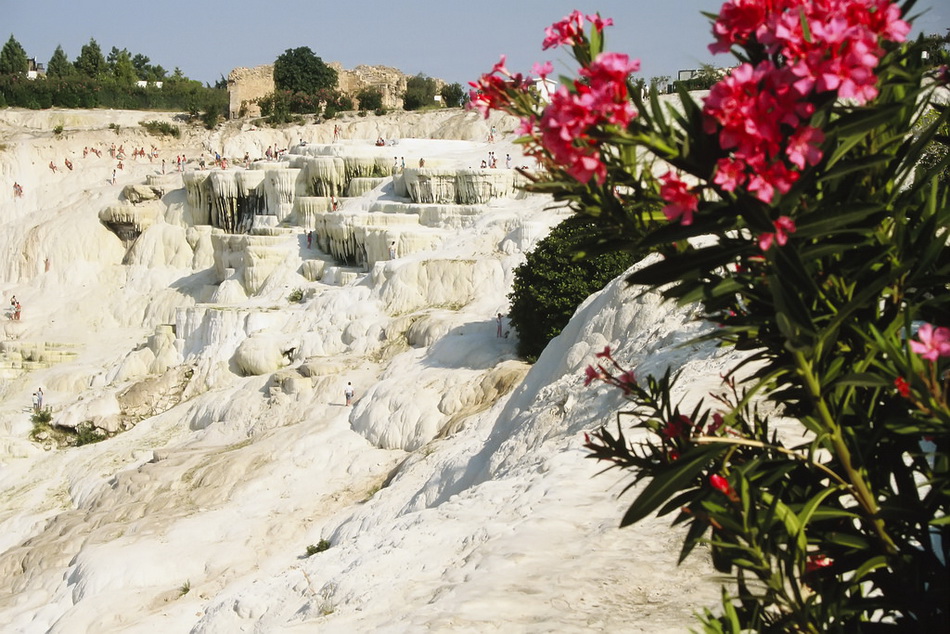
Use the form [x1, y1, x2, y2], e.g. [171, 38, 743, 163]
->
[479, 152, 512, 170]
[9, 296, 21, 320]
[12, 182, 23, 197]
[264, 145, 285, 160]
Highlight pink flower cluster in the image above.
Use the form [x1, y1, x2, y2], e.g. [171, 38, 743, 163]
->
[538, 52, 641, 184]
[701, 0, 909, 205]
[659, 171, 699, 225]
[584, 346, 637, 394]
[757, 215, 796, 251]
[542, 11, 613, 50]
[910, 323, 950, 361]
[468, 56, 530, 120]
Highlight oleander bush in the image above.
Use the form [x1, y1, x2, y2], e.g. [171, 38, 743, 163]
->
[474, 2, 949, 630]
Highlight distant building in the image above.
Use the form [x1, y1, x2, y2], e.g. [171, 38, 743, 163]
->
[533, 77, 558, 103]
[27, 57, 45, 80]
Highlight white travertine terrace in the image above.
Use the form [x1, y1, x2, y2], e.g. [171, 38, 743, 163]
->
[0, 104, 725, 633]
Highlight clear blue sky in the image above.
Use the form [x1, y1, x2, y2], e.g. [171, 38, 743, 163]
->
[6, 1, 949, 87]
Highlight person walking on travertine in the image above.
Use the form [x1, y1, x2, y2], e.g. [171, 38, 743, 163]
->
[345, 382, 355, 406]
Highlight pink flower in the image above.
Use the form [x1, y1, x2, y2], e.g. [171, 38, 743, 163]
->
[786, 126, 825, 170]
[586, 13, 614, 32]
[619, 370, 637, 392]
[584, 365, 604, 386]
[531, 61, 554, 79]
[713, 157, 747, 192]
[910, 323, 950, 361]
[806, 553, 834, 573]
[659, 171, 699, 225]
[661, 415, 693, 440]
[542, 10, 586, 50]
[709, 474, 734, 497]
[893, 376, 911, 398]
[595, 346, 612, 359]
[707, 413, 725, 434]
[758, 215, 796, 251]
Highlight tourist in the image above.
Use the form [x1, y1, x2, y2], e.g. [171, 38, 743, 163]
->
[37, 387, 43, 411]
[32, 392, 39, 413]
[496, 313, 504, 338]
[64, 158, 73, 171]
[307, 231, 313, 249]
[344, 382, 355, 406]
[14, 300, 21, 321]
[419, 158, 425, 168]
[400, 157, 405, 169]
[389, 241, 396, 260]
[48, 161, 57, 173]
[12, 182, 23, 197]
[506, 154, 512, 169]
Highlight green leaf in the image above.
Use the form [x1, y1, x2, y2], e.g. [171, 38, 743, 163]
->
[620, 444, 726, 527]
[854, 555, 889, 580]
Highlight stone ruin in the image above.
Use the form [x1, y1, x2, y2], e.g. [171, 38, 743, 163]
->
[227, 63, 441, 119]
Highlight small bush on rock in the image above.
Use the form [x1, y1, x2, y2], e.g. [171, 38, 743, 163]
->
[140, 119, 181, 138]
[305, 540, 330, 557]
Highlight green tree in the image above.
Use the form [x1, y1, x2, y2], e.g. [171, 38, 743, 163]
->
[356, 87, 383, 111]
[508, 216, 640, 361]
[402, 74, 439, 111]
[273, 47, 337, 94]
[47, 45, 74, 78]
[0, 35, 29, 75]
[108, 47, 137, 86]
[74, 38, 106, 78]
[440, 82, 465, 108]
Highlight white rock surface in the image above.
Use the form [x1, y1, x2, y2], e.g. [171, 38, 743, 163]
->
[0, 107, 726, 633]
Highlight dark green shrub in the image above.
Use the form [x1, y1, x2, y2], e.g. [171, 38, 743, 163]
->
[356, 87, 383, 111]
[140, 120, 180, 138]
[402, 74, 438, 111]
[75, 421, 105, 446]
[440, 82, 466, 108]
[305, 539, 330, 557]
[53, 125, 64, 135]
[508, 215, 642, 361]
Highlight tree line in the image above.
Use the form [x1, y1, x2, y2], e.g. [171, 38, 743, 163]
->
[0, 34, 227, 121]
[0, 37, 468, 123]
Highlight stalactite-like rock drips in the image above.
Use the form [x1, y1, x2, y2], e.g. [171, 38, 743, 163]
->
[209, 171, 240, 233]
[98, 204, 160, 248]
[182, 171, 212, 225]
[294, 197, 333, 230]
[261, 168, 306, 223]
[301, 156, 346, 198]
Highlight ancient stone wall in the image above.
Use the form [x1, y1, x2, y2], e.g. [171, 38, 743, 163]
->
[228, 62, 444, 118]
[228, 66, 275, 119]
